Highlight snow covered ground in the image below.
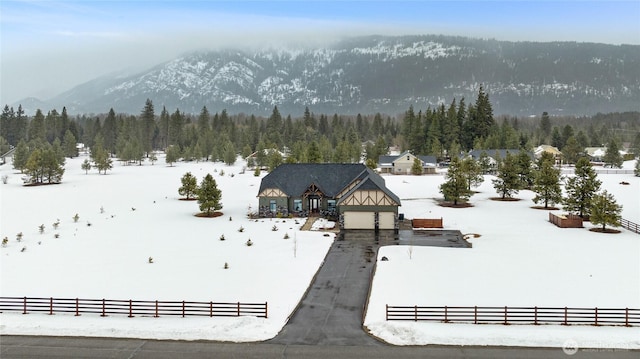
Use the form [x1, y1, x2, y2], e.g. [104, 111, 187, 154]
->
[1, 155, 638, 349]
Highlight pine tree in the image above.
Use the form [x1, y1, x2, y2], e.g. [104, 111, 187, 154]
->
[411, 157, 423, 175]
[140, 99, 156, 157]
[165, 145, 180, 166]
[28, 109, 46, 143]
[12, 140, 29, 173]
[81, 159, 91, 174]
[102, 108, 117, 154]
[223, 142, 237, 165]
[62, 130, 78, 158]
[532, 153, 562, 208]
[563, 157, 601, 217]
[197, 174, 222, 216]
[540, 111, 551, 143]
[515, 151, 534, 189]
[590, 190, 622, 231]
[562, 135, 582, 165]
[492, 152, 520, 199]
[461, 157, 484, 190]
[635, 159, 640, 177]
[439, 157, 473, 205]
[178, 172, 198, 200]
[603, 138, 623, 168]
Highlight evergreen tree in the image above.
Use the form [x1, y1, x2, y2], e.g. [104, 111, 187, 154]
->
[307, 140, 322, 163]
[267, 150, 283, 172]
[634, 159, 639, 177]
[603, 138, 623, 168]
[411, 157, 423, 175]
[471, 85, 494, 141]
[492, 152, 520, 199]
[81, 159, 92, 174]
[223, 142, 237, 165]
[540, 111, 551, 143]
[93, 150, 113, 174]
[439, 157, 473, 205]
[165, 145, 180, 166]
[12, 140, 29, 173]
[62, 130, 78, 158]
[178, 172, 198, 200]
[590, 190, 622, 231]
[102, 108, 117, 154]
[140, 99, 156, 156]
[28, 109, 46, 143]
[197, 174, 222, 216]
[562, 135, 582, 165]
[532, 153, 562, 208]
[459, 157, 482, 190]
[563, 157, 601, 217]
[515, 151, 534, 189]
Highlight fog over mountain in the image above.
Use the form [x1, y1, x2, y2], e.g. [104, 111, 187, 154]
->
[14, 35, 640, 117]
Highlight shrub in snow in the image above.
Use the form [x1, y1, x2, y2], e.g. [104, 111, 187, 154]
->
[272, 225, 278, 231]
[246, 239, 253, 246]
[230, 173, 235, 177]
[72, 213, 79, 223]
[54, 233, 59, 239]
[148, 257, 154, 264]
[53, 220, 60, 229]
[16, 232, 23, 242]
[21, 246, 26, 252]
[238, 226, 244, 232]
[86, 222, 92, 227]
[229, 216, 232, 221]
[283, 233, 289, 239]
[219, 234, 226, 241]
[253, 167, 261, 177]
[38, 224, 45, 234]
[2, 237, 8, 247]
[100, 206, 105, 214]
[224, 262, 229, 269]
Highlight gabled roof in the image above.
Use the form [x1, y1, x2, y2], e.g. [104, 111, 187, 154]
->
[259, 163, 369, 198]
[468, 149, 528, 160]
[258, 163, 400, 205]
[336, 167, 401, 206]
[378, 152, 437, 165]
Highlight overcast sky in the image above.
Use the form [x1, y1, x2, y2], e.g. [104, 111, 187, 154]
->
[1, 0, 639, 105]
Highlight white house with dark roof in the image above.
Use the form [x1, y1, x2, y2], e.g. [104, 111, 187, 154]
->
[257, 163, 401, 230]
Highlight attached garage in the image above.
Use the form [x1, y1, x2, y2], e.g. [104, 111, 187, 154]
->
[378, 212, 396, 230]
[343, 211, 375, 230]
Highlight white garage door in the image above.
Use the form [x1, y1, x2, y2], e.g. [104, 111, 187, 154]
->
[343, 211, 375, 229]
[378, 212, 396, 230]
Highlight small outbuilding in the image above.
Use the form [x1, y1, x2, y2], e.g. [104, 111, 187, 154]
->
[257, 163, 401, 230]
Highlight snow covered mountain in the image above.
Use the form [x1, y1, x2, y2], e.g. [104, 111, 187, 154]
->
[39, 35, 640, 116]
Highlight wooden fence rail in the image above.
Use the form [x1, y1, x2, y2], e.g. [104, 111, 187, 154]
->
[386, 305, 639, 327]
[621, 218, 639, 234]
[0, 296, 267, 318]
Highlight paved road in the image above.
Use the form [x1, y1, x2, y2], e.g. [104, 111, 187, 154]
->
[1, 335, 635, 358]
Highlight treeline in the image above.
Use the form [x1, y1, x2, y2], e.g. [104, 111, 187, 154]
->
[1, 87, 639, 173]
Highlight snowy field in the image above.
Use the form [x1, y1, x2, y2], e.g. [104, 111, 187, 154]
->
[1, 154, 639, 349]
[0, 154, 334, 341]
[365, 160, 640, 349]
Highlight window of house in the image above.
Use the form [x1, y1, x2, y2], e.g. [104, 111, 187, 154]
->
[269, 199, 277, 212]
[293, 199, 302, 212]
[327, 200, 336, 210]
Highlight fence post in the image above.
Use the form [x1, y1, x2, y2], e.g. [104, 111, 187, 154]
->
[444, 306, 448, 323]
[49, 297, 53, 315]
[182, 301, 185, 318]
[564, 307, 568, 325]
[414, 305, 418, 322]
[155, 300, 159, 318]
[534, 306, 537, 325]
[265, 302, 268, 319]
[209, 301, 213, 317]
[594, 307, 598, 326]
[101, 299, 106, 317]
[237, 302, 240, 317]
[474, 306, 477, 324]
[128, 299, 133, 318]
[504, 306, 507, 325]
[23, 296, 27, 314]
[75, 298, 80, 316]
[385, 304, 388, 321]
[625, 308, 629, 327]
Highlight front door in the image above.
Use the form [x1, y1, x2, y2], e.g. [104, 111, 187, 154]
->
[309, 198, 319, 213]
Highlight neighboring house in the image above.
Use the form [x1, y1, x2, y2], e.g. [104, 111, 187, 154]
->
[245, 148, 287, 168]
[584, 147, 607, 163]
[257, 163, 401, 230]
[465, 149, 530, 173]
[534, 145, 562, 163]
[378, 151, 437, 175]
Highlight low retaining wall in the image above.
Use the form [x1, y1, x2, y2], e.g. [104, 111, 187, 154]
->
[549, 213, 583, 228]
[412, 218, 443, 229]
